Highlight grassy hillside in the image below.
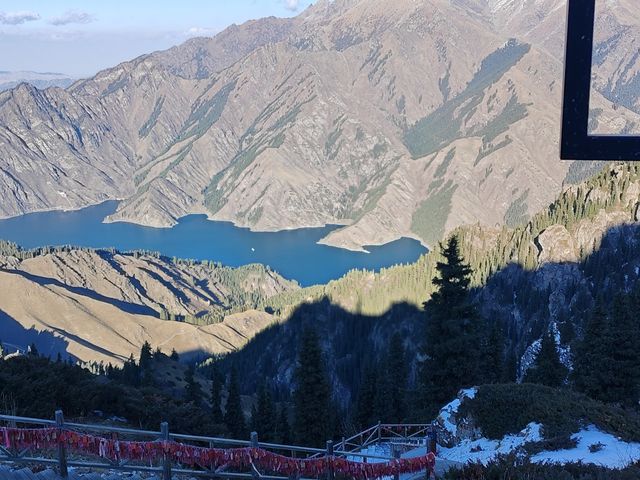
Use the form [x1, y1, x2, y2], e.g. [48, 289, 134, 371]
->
[0, 242, 298, 324]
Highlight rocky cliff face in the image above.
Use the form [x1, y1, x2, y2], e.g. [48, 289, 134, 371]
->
[1, 0, 639, 250]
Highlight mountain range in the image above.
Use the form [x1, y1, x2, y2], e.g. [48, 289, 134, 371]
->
[0, 71, 75, 92]
[1, 0, 640, 251]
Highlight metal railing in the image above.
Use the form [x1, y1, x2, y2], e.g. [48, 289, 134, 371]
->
[0, 412, 432, 480]
[339, 423, 436, 454]
[306, 422, 437, 462]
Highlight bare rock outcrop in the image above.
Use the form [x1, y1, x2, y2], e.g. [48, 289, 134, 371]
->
[535, 225, 577, 264]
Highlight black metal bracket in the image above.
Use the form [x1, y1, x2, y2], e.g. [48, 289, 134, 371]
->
[561, 0, 640, 160]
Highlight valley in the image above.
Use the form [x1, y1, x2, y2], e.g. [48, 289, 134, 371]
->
[1, 0, 639, 251]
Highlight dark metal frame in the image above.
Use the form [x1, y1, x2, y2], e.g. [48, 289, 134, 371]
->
[561, 0, 640, 160]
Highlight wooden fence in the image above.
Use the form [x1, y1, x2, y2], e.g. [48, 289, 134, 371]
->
[0, 413, 438, 480]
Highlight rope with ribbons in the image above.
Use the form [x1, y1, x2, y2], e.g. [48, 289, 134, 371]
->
[0, 426, 436, 479]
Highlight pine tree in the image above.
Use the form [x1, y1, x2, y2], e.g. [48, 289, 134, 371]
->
[483, 320, 506, 384]
[421, 236, 483, 414]
[252, 383, 276, 441]
[250, 404, 259, 432]
[386, 333, 408, 422]
[501, 348, 518, 383]
[139, 341, 153, 370]
[573, 302, 611, 402]
[276, 405, 291, 444]
[139, 341, 155, 386]
[605, 295, 640, 407]
[170, 349, 180, 361]
[122, 354, 141, 386]
[210, 365, 224, 424]
[293, 327, 331, 447]
[355, 366, 377, 428]
[373, 367, 392, 423]
[524, 329, 567, 387]
[224, 367, 247, 438]
[184, 364, 203, 405]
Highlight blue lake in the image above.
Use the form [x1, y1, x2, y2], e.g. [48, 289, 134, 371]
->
[0, 201, 427, 286]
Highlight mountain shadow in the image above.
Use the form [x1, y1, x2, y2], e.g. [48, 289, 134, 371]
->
[215, 221, 640, 410]
[218, 298, 423, 406]
[0, 308, 73, 360]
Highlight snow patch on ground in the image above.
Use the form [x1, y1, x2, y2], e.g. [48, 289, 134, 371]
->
[438, 422, 543, 465]
[532, 425, 640, 469]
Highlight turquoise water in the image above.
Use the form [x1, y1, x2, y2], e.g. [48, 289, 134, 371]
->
[0, 201, 427, 286]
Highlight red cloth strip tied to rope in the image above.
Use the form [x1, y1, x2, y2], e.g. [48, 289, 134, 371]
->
[0, 427, 435, 479]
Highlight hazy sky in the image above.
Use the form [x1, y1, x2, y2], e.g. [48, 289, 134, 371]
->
[0, 1, 314, 77]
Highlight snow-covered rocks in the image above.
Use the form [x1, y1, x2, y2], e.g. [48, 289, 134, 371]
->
[438, 422, 543, 465]
[435, 388, 478, 446]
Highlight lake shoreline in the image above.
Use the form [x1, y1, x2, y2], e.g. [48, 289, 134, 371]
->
[0, 201, 427, 287]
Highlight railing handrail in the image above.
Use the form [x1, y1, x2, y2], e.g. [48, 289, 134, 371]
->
[340, 422, 435, 452]
[342, 423, 433, 445]
[0, 412, 438, 480]
[0, 413, 401, 461]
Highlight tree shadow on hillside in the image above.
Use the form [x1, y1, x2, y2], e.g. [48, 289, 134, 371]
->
[0, 308, 73, 360]
[215, 222, 640, 407]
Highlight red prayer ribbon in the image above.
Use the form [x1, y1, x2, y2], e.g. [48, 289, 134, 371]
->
[0, 427, 435, 479]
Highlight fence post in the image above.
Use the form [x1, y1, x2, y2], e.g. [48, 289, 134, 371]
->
[161, 422, 171, 480]
[428, 427, 437, 455]
[341, 436, 345, 452]
[250, 432, 260, 480]
[392, 444, 401, 480]
[377, 421, 381, 441]
[55, 410, 68, 479]
[326, 440, 334, 480]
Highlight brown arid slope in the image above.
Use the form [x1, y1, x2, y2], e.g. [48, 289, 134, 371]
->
[0, 247, 298, 364]
[1, 0, 639, 250]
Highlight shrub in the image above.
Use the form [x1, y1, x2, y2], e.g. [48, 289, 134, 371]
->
[459, 384, 640, 442]
[444, 455, 640, 480]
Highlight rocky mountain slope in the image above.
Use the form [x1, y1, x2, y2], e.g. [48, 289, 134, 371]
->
[0, 245, 298, 364]
[1, 0, 639, 250]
